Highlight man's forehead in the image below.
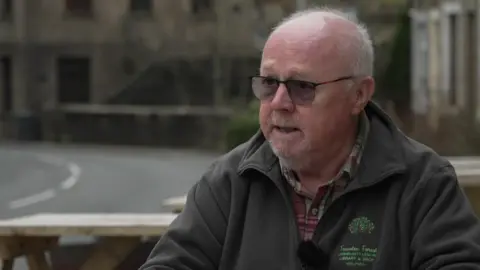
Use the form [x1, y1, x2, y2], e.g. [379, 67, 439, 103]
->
[260, 60, 310, 77]
[264, 13, 355, 55]
[262, 20, 343, 61]
[267, 24, 328, 49]
[268, 12, 349, 44]
[260, 36, 341, 77]
[260, 22, 353, 77]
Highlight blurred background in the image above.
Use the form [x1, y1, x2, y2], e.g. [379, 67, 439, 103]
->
[0, 0, 479, 269]
[1, 0, 475, 154]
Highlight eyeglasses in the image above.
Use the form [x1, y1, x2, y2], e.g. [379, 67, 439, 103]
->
[250, 75, 354, 105]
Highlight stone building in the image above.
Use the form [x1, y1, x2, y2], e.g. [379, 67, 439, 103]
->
[408, 0, 480, 154]
[0, 0, 408, 148]
[0, 0, 297, 114]
[410, 0, 478, 124]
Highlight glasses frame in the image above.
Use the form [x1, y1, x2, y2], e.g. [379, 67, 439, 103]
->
[249, 75, 355, 105]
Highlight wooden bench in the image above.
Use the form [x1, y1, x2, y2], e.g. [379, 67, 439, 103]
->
[162, 196, 187, 214]
[456, 170, 480, 217]
[0, 213, 177, 270]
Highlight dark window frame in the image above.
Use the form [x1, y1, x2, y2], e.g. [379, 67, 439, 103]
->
[56, 56, 91, 104]
[0, 0, 13, 20]
[191, 0, 213, 14]
[129, 0, 153, 18]
[65, 0, 93, 18]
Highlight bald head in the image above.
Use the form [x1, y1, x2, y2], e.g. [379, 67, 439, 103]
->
[264, 8, 374, 76]
[272, 9, 355, 37]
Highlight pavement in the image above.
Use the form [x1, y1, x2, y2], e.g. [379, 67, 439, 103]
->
[0, 142, 220, 269]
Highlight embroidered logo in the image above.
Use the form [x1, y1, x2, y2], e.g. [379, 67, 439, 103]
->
[348, 216, 375, 234]
[338, 216, 378, 267]
[338, 245, 378, 267]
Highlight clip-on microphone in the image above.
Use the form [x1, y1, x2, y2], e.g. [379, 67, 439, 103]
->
[297, 240, 330, 269]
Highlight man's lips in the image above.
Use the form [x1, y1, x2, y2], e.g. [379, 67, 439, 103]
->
[273, 126, 300, 133]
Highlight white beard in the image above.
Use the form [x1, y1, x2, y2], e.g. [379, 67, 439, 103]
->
[268, 140, 309, 171]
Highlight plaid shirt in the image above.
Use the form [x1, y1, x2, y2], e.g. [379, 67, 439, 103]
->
[281, 111, 370, 240]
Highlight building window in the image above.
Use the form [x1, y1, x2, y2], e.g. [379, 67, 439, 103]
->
[65, 0, 92, 17]
[191, 0, 212, 14]
[0, 0, 12, 20]
[56, 57, 91, 104]
[0, 56, 13, 114]
[130, 0, 152, 13]
[129, 0, 152, 18]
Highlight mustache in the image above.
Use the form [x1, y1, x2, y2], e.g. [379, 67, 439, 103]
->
[269, 112, 298, 127]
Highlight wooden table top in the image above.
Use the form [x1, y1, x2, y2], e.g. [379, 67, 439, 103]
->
[0, 213, 178, 237]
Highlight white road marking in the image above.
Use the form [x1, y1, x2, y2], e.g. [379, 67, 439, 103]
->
[61, 162, 81, 190]
[7, 153, 82, 209]
[9, 189, 56, 209]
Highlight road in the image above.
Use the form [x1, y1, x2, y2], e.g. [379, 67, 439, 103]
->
[2, 143, 479, 219]
[1, 144, 479, 220]
[0, 143, 220, 269]
[0, 143, 219, 220]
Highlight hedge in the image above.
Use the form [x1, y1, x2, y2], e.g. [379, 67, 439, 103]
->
[224, 100, 260, 150]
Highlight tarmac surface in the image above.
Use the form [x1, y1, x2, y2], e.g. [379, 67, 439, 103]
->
[0, 142, 219, 269]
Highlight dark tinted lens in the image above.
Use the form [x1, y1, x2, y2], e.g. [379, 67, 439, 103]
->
[251, 77, 278, 100]
[286, 80, 316, 105]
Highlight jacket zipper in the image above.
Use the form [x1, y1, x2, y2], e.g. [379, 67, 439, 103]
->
[271, 178, 304, 270]
[239, 166, 305, 269]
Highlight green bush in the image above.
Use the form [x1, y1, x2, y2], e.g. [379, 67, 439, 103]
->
[376, 7, 411, 106]
[224, 100, 260, 150]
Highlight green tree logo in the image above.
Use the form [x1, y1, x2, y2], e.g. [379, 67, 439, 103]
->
[348, 216, 375, 234]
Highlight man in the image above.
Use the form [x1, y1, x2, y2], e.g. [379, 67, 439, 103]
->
[140, 8, 480, 270]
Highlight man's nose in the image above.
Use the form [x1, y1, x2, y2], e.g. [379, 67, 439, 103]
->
[270, 84, 294, 111]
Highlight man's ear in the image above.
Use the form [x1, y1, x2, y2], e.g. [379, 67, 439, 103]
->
[351, 77, 375, 115]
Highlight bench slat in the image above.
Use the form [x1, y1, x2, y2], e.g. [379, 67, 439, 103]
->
[0, 213, 177, 237]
